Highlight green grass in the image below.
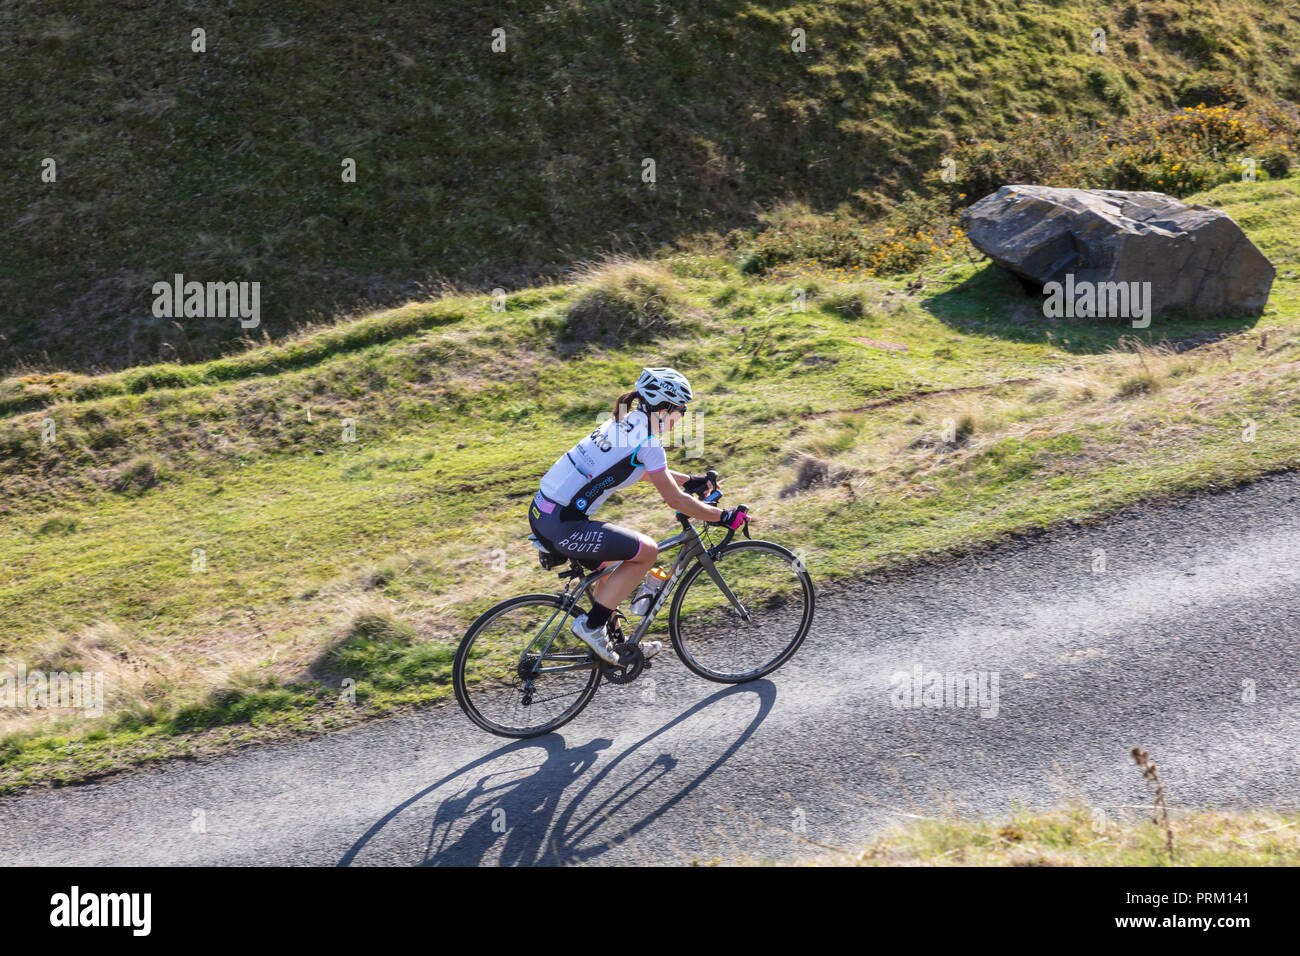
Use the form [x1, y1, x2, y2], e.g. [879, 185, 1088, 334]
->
[6, 0, 1300, 371]
[2, 175, 1300, 791]
[794, 808, 1300, 866]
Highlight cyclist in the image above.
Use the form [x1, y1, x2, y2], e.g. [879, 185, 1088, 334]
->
[528, 367, 751, 664]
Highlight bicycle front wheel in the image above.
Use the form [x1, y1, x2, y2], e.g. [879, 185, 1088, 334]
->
[453, 594, 601, 738]
[668, 540, 815, 683]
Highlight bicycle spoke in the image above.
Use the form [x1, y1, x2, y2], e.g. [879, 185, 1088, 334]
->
[671, 541, 813, 682]
[454, 596, 601, 737]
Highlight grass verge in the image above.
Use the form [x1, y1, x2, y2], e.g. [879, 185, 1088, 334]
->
[784, 808, 1300, 866]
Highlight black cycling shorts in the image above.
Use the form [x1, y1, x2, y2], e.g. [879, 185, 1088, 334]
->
[528, 492, 643, 568]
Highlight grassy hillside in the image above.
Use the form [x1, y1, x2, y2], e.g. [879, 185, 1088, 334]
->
[2, 173, 1299, 790]
[5, 0, 1300, 371]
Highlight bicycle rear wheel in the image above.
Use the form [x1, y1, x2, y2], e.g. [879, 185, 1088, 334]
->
[453, 594, 601, 737]
[668, 540, 814, 683]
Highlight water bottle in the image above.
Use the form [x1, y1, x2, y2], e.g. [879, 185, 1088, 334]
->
[629, 566, 671, 617]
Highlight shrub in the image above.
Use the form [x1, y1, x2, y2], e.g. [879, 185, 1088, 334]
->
[711, 284, 739, 307]
[1115, 371, 1160, 398]
[823, 289, 866, 319]
[951, 104, 1296, 201]
[110, 455, 166, 495]
[779, 453, 856, 497]
[941, 113, 1089, 204]
[723, 104, 1295, 283]
[34, 514, 78, 536]
[561, 259, 693, 347]
[729, 193, 967, 279]
[1176, 71, 1249, 109]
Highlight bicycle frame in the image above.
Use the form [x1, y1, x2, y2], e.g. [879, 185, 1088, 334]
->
[520, 509, 751, 675]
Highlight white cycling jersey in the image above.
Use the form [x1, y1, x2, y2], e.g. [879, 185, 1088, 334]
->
[538, 409, 667, 516]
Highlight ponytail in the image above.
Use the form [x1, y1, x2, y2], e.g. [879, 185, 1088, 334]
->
[612, 390, 639, 421]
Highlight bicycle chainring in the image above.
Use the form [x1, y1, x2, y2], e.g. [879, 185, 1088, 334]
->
[600, 641, 645, 684]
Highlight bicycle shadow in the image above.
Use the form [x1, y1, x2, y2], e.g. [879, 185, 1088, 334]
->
[336, 681, 777, 866]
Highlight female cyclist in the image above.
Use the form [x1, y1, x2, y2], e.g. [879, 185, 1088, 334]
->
[528, 367, 751, 664]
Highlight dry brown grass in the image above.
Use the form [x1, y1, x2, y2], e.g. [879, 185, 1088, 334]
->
[804, 807, 1300, 866]
[753, 326, 1300, 518]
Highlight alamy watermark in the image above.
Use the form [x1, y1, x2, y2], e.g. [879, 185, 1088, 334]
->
[1042, 273, 1151, 328]
[0, 665, 105, 717]
[151, 273, 260, 328]
[889, 664, 1000, 718]
[50, 886, 150, 936]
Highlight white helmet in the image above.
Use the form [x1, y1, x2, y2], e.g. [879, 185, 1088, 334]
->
[635, 367, 693, 409]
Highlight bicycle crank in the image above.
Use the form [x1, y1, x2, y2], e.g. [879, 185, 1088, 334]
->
[600, 641, 645, 684]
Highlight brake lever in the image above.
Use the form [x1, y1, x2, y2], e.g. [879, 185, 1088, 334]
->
[738, 504, 751, 539]
[706, 505, 750, 558]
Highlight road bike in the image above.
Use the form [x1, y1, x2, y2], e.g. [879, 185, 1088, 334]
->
[453, 475, 815, 737]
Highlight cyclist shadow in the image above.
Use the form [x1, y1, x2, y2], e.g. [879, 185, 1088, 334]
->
[336, 681, 777, 866]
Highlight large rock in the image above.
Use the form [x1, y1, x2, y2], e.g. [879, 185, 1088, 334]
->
[960, 185, 1274, 318]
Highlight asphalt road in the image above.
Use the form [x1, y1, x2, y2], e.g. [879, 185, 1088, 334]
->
[3, 474, 1298, 865]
